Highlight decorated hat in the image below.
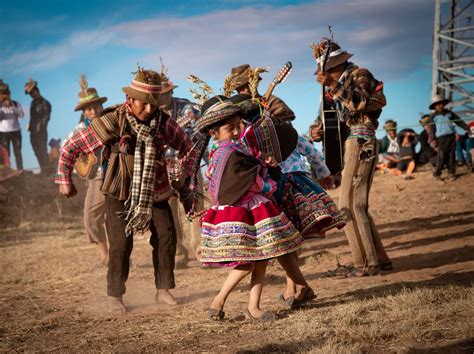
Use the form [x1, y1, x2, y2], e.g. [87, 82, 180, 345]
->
[429, 94, 450, 110]
[311, 39, 353, 72]
[159, 57, 178, 94]
[24, 78, 38, 94]
[419, 114, 431, 126]
[383, 119, 397, 131]
[196, 95, 241, 133]
[0, 80, 10, 94]
[74, 75, 108, 112]
[225, 64, 266, 92]
[122, 67, 162, 106]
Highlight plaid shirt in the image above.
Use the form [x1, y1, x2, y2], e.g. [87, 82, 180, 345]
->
[55, 107, 197, 200]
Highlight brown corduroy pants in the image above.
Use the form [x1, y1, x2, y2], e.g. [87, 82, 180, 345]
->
[105, 196, 177, 297]
[84, 178, 107, 244]
[339, 138, 390, 268]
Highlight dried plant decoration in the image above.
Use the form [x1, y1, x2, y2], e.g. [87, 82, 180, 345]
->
[187, 74, 214, 106]
[222, 73, 237, 97]
[79, 74, 88, 94]
[159, 56, 169, 82]
[248, 66, 268, 100]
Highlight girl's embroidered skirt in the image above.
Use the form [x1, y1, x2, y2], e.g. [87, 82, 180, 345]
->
[200, 195, 304, 267]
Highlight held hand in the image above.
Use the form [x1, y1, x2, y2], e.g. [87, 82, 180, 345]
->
[316, 72, 337, 89]
[319, 175, 334, 190]
[59, 183, 77, 198]
[265, 155, 278, 168]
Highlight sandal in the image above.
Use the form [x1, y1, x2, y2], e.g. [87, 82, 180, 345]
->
[276, 293, 295, 308]
[347, 266, 379, 277]
[290, 286, 317, 309]
[207, 308, 225, 321]
[245, 309, 279, 322]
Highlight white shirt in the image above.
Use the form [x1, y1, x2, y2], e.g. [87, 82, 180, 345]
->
[0, 101, 24, 132]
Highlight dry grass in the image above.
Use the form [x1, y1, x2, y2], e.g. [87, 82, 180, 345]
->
[1, 168, 474, 352]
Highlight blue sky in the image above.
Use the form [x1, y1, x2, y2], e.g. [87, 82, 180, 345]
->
[1, 0, 435, 170]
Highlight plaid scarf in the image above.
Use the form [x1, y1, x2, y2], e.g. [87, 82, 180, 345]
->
[122, 110, 159, 236]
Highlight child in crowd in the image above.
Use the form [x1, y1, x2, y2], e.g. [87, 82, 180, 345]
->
[193, 96, 304, 321]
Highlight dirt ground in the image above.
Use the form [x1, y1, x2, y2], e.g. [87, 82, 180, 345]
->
[1, 166, 473, 352]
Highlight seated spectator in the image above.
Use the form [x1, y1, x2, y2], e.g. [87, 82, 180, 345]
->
[377, 119, 400, 175]
[417, 114, 438, 166]
[397, 129, 417, 179]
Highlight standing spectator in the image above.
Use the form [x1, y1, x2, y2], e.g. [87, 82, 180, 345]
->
[429, 95, 471, 181]
[24, 79, 51, 175]
[0, 80, 24, 171]
[417, 114, 437, 167]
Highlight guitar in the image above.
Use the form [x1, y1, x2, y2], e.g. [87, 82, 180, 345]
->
[74, 151, 99, 179]
[319, 40, 347, 176]
[263, 61, 292, 102]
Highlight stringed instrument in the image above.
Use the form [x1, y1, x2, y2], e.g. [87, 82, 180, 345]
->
[263, 61, 292, 102]
[74, 151, 99, 179]
[319, 40, 347, 176]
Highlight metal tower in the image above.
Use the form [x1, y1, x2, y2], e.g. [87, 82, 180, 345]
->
[432, 0, 474, 117]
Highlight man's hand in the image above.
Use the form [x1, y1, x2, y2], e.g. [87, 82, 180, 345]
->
[310, 126, 324, 142]
[319, 175, 334, 190]
[59, 183, 77, 198]
[316, 72, 337, 90]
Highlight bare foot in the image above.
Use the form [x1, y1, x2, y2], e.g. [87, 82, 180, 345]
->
[107, 296, 127, 314]
[155, 289, 178, 306]
[97, 242, 109, 266]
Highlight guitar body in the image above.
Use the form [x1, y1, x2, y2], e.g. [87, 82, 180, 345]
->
[321, 107, 344, 175]
[74, 152, 99, 179]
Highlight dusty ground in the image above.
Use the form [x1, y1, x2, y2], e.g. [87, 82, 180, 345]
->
[1, 167, 473, 352]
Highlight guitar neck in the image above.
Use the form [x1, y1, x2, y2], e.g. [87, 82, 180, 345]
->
[263, 82, 276, 102]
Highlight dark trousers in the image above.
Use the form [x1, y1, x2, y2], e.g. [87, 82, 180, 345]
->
[0, 131, 23, 170]
[434, 134, 456, 177]
[105, 196, 177, 297]
[30, 129, 48, 173]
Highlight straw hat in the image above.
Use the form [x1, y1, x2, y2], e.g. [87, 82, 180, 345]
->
[74, 75, 108, 111]
[24, 78, 38, 94]
[225, 64, 264, 92]
[419, 114, 431, 126]
[429, 94, 450, 110]
[122, 68, 162, 105]
[196, 95, 241, 133]
[311, 39, 353, 72]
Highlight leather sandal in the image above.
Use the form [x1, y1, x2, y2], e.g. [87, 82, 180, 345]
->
[207, 308, 225, 321]
[245, 309, 279, 321]
[290, 286, 317, 308]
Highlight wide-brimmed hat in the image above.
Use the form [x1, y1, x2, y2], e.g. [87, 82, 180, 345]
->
[75, 75, 107, 111]
[122, 68, 162, 106]
[196, 95, 241, 133]
[311, 39, 353, 73]
[225, 64, 263, 92]
[24, 78, 38, 94]
[0, 80, 10, 94]
[429, 94, 450, 110]
[419, 114, 431, 126]
[160, 81, 178, 94]
[229, 94, 260, 121]
[383, 119, 397, 131]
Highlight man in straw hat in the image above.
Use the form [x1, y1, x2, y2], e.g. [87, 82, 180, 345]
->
[25, 78, 51, 175]
[159, 68, 203, 268]
[314, 38, 391, 276]
[56, 67, 198, 313]
[377, 119, 400, 174]
[225, 64, 295, 123]
[0, 80, 24, 171]
[417, 114, 438, 167]
[428, 94, 471, 181]
[63, 75, 109, 267]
